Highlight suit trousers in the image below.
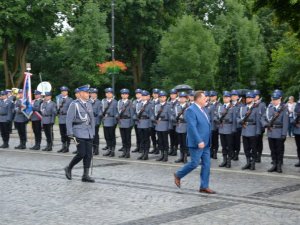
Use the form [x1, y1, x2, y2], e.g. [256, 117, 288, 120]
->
[0, 122, 10, 143]
[220, 133, 234, 157]
[176, 147, 211, 189]
[104, 126, 116, 148]
[139, 128, 150, 151]
[150, 127, 157, 147]
[93, 125, 100, 147]
[177, 132, 188, 152]
[233, 128, 241, 154]
[295, 134, 300, 160]
[14, 122, 27, 142]
[43, 124, 54, 144]
[59, 124, 69, 144]
[120, 127, 132, 149]
[256, 131, 265, 154]
[157, 131, 169, 151]
[211, 130, 219, 151]
[134, 125, 140, 149]
[268, 137, 285, 163]
[169, 126, 178, 148]
[69, 138, 93, 169]
[242, 136, 257, 159]
[32, 120, 42, 143]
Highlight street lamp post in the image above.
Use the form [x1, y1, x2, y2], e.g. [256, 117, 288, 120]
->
[111, 0, 115, 92]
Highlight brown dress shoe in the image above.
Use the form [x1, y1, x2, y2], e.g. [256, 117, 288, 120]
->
[199, 188, 216, 194]
[174, 173, 181, 188]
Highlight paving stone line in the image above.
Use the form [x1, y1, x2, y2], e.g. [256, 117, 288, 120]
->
[0, 166, 299, 212]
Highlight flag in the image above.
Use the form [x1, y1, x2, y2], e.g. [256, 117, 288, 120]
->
[22, 72, 33, 119]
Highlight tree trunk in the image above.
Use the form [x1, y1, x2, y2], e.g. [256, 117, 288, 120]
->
[2, 35, 30, 88]
[131, 44, 144, 89]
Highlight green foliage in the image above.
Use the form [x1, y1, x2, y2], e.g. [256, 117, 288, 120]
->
[268, 33, 300, 96]
[27, 1, 110, 94]
[213, 0, 268, 91]
[254, 0, 300, 37]
[65, 1, 110, 87]
[154, 15, 219, 90]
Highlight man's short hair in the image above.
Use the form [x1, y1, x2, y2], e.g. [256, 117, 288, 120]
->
[194, 90, 205, 101]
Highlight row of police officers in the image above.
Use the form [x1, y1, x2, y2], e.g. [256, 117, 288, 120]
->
[1, 86, 300, 180]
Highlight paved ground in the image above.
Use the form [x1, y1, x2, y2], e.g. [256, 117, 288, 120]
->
[1, 126, 300, 225]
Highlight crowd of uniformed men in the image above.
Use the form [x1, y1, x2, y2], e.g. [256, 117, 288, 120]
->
[1, 86, 300, 175]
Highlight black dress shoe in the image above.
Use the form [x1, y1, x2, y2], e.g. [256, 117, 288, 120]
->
[132, 148, 139, 153]
[295, 161, 300, 167]
[102, 146, 108, 150]
[0, 143, 9, 148]
[64, 166, 72, 180]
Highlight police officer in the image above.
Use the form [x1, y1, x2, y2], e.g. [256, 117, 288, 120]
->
[0, 91, 14, 148]
[154, 91, 172, 162]
[174, 92, 189, 163]
[253, 89, 266, 162]
[238, 91, 261, 170]
[14, 89, 29, 149]
[135, 90, 153, 160]
[215, 91, 236, 168]
[262, 91, 289, 173]
[209, 90, 220, 159]
[150, 88, 160, 153]
[30, 90, 43, 150]
[292, 98, 300, 167]
[72, 88, 80, 155]
[132, 89, 143, 153]
[117, 89, 134, 158]
[231, 90, 242, 161]
[102, 88, 118, 157]
[188, 91, 195, 104]
[64, 85, 95, 183]
[41, 92, 57, 151]
[6, 89, 15, 134]
[89, 88, 102, 155]
[168, 89, 178, 156]
[57, 86, 73, 153]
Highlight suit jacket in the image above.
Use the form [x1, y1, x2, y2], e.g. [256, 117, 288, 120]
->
[41, 100, 57, 125]
[57, 96, 73, 124]
[14, 99, 29, 123]
[66, 99, 95, 139]
[185, 103, 211, 149]
[0, 99, 14, 122]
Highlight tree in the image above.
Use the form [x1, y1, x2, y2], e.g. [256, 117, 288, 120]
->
[154, 15, 219, 90]
[254, 0, 300, 37]
[65, 1, 110, 88]
[213, 0, 268, 90]
[99, 0, 183, 89]
[268, 33, 300, 96]
[0, 0, 74, 88]
[27, 1, 110, 93]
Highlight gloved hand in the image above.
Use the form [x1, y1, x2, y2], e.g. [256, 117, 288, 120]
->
[281, 135, 286, 140]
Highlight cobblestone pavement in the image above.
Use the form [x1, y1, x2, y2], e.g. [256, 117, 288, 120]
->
[1, 126, 300, 225]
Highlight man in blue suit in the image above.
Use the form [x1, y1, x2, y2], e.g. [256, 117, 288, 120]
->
[174, 91, 216, 194]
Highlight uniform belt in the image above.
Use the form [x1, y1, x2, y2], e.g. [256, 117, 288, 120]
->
[271, 125, 283, 128]
[223, 122, 232, 124]
[73, 122, 84, 125]
[0, 114, 7, 116]
[244, 122, 256, 125]
[158, 119, 168, 121]
[43, 115, 50, 117]
[120, 116, 131, 119]
[60, 113, 67, 115]
[139, 116, 149, 119]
